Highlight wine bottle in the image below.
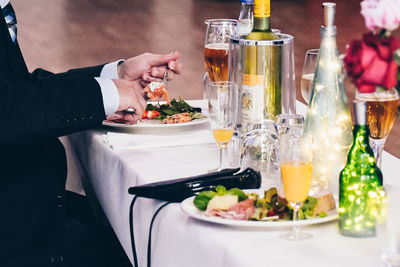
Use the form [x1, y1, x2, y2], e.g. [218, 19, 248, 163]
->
[302, 2, 353, 198]
[339, 101, 383, 237]
[246, 0, 278, 40]
[240, 0, 281, 133]
[237, 0, 254, 37]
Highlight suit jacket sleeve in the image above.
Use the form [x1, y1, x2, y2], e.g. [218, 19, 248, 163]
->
[0, 73, 107, 147]
[31, 64, 105, 80]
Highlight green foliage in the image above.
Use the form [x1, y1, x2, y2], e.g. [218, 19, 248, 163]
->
[193, 190, 216, 211]
[146, 98, 203, 117]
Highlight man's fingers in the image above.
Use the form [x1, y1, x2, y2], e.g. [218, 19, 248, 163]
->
[150, 66, 167, 78]
[168, 60, 183, 74]
[142, 72, 163, 83]
[148, 51, 180, 66]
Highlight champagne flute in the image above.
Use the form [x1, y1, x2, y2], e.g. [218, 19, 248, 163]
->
[279, 135, 313, 240]
[301, 49, 319, 104]
[207, 81, 237, 171]
[356, 88, 400, 168]
[204, 19, 237, 82]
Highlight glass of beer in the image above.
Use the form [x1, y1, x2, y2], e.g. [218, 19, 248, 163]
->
[207, 81, 238, 171]
[301, 49, 319, 104]
[279, 135, 313, 241]
[356, 87, 400, 168]
[204, 19, 237, 82]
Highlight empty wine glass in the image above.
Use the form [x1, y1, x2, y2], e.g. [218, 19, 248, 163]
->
[207, 81, 238, 171]
[301, 49, 319, 104]
[275, 113, 305, 138]
[241, 120, 280, 189]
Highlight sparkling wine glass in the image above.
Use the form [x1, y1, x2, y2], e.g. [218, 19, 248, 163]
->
[301, 49, 319, 104]
[279, 135, 313, 240]
[204, 19, 237, 83]
[356, 88, 400, 168]
[207, 81, 238, 171]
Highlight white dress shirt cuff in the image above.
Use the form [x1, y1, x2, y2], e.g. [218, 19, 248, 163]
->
[100, 60, 124, 79]
[95, 77, 120, 115]
[0, 0, 10, 9]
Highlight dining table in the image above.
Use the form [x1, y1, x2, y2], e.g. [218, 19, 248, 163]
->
[66, 100, 400, 267]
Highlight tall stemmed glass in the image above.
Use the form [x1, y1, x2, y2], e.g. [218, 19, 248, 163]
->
[204, 19, 237, 83]
[301, 49, 319, 104]
[279, 135, 313, 240]
[356, 88, 400, 168]
[207, 81, 237, 171]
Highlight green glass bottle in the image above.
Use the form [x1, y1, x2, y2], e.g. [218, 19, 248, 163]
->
[339, 100, 384, 237]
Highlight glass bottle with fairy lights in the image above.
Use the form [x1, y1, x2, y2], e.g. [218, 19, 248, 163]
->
[302, 2, 353, 198]
[339, 100, 384, 237]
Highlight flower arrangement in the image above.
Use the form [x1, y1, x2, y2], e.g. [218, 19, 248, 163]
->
[344, 0, 400, 93]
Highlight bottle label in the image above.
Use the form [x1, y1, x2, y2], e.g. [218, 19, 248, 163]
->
[241, 74, 264, 132]
[254, 0, 270, 18]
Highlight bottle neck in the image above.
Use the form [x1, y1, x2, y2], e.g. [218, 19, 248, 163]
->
[353, 124, 371, 148]
[253, 17, 271, 31]
[253, 0, 271, 32]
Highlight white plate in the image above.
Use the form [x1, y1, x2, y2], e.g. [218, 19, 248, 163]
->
[181, 194, 338, 229]
[102, 117, 209, 133]
[103, 99, 209, 133]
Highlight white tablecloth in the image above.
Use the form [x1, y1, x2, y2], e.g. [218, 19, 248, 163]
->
[67, 100, 400, 267]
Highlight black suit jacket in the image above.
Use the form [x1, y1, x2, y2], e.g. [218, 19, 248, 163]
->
[0, 6, 108, 266]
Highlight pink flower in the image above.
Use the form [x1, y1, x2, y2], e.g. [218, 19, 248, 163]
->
[344, 32, 400, 92]
[361, 0, 400, 32]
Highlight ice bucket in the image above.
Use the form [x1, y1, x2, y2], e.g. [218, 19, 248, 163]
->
[228, 34, 296, 135]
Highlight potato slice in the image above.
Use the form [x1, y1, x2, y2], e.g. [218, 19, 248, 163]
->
[206, 195, 238, 211]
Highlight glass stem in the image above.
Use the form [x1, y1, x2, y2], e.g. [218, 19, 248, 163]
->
[219, 145, 228, 170]
[369, 137, 386, 169]
[292, 203, 301, 239]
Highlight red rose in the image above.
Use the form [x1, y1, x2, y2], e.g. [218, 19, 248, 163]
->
[344, 32, 400, 93]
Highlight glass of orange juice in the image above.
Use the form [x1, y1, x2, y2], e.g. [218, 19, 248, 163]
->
[279, 135, 313, 240]
[207, 81, 238, 171]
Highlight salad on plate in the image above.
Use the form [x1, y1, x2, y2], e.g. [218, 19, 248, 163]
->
[193, 186, 336, 222]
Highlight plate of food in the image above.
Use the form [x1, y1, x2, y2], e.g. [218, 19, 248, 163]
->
[181, 186, 338, 228]
[103, 97, 208, 133]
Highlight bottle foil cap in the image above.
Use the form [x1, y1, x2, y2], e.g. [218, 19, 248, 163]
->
[353, 100, 367, 125]
[322, 2, 336, 27]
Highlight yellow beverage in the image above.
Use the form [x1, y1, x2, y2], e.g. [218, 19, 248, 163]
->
[280, 161, 312, 203]
[204, 43, 229, 82]
[212, 128, 234, 147]
[356, 93, 399, 139]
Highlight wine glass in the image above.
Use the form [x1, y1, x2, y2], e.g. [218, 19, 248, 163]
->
[356, 88, 400, 168]
[301, 49, 319, 104]
[275, 113, 304, 138]
[207, 81, 238, 171]
[204, 19, 237, 82]
[241, 120, 280, 189]
[279, 135, 313, 240]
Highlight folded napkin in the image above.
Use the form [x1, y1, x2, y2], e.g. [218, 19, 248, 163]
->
[104, 130, 215, 150]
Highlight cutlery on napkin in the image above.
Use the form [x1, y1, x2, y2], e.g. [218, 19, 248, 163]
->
[103, 130, 215, 150]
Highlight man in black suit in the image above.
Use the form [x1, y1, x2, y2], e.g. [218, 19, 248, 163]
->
[0, 1, 182, 266]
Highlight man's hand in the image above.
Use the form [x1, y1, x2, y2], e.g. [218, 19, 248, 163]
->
[117, 52, 183, 85]
[112, 79, 147, 123]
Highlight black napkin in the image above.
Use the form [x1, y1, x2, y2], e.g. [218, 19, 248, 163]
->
[128, 168, 261, 203]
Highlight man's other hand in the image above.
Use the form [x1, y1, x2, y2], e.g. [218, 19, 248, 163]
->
[112, 79, 147, 123]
